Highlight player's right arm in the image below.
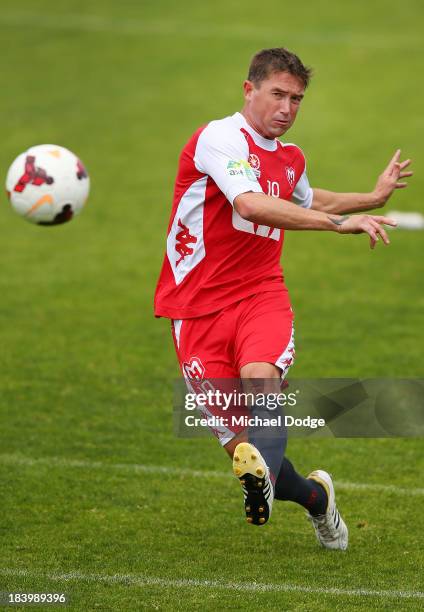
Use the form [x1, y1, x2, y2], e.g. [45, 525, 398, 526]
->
[194, 117, 396, 249]
[234, 191, 397, 249]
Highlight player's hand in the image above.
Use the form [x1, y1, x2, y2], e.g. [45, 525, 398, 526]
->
[335, 214, 397, 249]
[372, 149, 413, 206]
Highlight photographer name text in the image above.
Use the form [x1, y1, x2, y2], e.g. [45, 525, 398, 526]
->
[184, 415, 326, 430]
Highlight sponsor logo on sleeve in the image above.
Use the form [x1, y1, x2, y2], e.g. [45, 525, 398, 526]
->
[226, 159, 257, 182]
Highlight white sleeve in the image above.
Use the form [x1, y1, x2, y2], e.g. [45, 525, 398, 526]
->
[194, 120, 263, 205]
[291, 169, 313, 209]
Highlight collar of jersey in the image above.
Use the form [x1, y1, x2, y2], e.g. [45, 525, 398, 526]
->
[233, 112, 278, 152]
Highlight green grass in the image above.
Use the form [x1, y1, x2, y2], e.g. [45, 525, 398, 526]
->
[0, 0, 423, 609]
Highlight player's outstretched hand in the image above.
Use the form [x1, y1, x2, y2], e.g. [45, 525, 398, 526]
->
[372, 149, 413, 206]
[335, 214, 397, 249]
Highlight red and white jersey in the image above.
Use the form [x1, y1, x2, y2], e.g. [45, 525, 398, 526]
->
[154, 112, 313, 319]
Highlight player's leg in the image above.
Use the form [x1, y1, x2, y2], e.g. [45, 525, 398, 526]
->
[239, 362, 286, 486]
[225, 370, 347, 547]
[171, 308, 280, 526]
[231, 291, 348, 547]
[229, 361, 284, 525]
[243, 367, 329, 517]
[227, 360, 327, 526]
[229, 291, 294, 526]
[171, 303, 347, 547]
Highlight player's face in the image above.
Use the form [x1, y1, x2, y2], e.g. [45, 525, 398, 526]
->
[243, 71, 305, 139]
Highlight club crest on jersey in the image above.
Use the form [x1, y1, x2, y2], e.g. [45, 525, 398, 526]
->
[285, 166, 295, 188]
[248, 153, 261, 178]
[183, 357, 205, 381]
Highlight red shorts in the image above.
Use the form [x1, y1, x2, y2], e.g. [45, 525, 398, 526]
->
[171, 290, 295, 445]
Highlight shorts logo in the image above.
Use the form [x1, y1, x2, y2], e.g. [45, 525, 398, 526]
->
[183, 357, 205, 381]
[248, 153, 261, 178]
[281, 346, 295, 369]
[285, 166, 295, 188]
[175, 219, 197, 266]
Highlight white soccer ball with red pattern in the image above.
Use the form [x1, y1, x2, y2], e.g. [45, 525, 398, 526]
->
[5, 144, 90, 225]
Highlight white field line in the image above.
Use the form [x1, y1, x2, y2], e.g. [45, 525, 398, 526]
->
[0, 568, 423, 600]
[0, 452, 423, 497]
[0, 12, 422, 48]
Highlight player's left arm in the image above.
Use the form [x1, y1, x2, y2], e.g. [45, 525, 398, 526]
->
[311, 149, 413, 214]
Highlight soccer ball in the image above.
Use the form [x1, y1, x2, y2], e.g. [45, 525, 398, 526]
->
[5, 144, 90, 225]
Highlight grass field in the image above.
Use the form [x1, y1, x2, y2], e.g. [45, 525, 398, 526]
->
[0, 0, 423, 610]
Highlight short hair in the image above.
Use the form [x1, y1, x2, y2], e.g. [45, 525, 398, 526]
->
[247, 48, 312, 89]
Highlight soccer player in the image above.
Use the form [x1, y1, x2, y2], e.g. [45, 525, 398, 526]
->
[154, 48, 412, 550]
